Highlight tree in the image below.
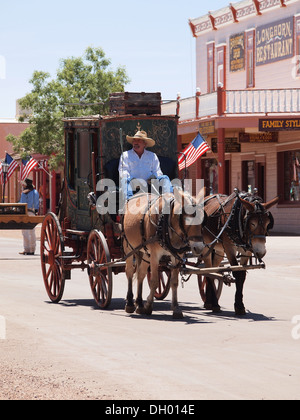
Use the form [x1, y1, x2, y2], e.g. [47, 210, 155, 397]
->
[7, 47, 130, 167]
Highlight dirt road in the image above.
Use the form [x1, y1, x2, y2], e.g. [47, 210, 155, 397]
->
[0, 230, 300, 400]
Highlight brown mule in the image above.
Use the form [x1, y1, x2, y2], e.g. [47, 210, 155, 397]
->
[202, 192, 279, 315]
[123, 188, 207, 319]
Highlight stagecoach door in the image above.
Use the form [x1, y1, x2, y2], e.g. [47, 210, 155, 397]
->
[75, 130, 93, 230]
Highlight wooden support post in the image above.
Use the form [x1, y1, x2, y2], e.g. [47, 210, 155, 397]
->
[217, 85, 226, 195]
[218, 128, 226, 195]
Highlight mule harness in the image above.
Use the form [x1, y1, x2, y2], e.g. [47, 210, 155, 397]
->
[203, 192, 274, 257]
[122, 194, 203, 264]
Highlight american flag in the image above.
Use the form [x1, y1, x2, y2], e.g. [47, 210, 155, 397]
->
[178, 133, 210, 171]
[21, 156, 38, 181]
[5, 153, 19, 181]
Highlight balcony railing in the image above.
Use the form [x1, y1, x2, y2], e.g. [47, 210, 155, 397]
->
[226, 89, 300, 114]
[162, 88, 300, 121]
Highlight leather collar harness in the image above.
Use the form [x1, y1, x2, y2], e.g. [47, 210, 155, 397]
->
[123, 194, 206, 263]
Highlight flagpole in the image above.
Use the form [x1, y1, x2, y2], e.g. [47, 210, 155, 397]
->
[37, 162, 52, 177]
[177, 152, 187, 179]
[200, 131, 220, 167]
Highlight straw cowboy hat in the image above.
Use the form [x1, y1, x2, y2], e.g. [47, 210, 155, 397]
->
[126, 130, 155, 148]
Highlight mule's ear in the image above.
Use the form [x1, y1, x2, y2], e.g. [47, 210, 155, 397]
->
[263, 197, 279, 211]
[196, 186, 205, 205]
[239, 197, 255, 213]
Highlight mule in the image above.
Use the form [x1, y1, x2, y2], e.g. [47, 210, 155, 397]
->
[202, 192, 279, 315]
[122, 188, 206, 319]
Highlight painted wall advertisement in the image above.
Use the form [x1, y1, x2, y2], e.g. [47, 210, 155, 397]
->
[256, 16, 294, 66]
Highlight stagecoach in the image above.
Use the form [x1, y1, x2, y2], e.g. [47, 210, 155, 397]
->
[40, 92, 268, 313]
[40, 92, 181, 308]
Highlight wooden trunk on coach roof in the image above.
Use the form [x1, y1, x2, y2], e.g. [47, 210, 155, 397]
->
[61, 92, 179, 232]
[109, 92, 162, 116]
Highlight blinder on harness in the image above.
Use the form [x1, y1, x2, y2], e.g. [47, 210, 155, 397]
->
[243, 200, 275, 252]
[227, 195, 274, 250]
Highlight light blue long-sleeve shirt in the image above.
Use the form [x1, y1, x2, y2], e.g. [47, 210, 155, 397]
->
[20, 189, 40, 212]
[119, 149, 163, 181]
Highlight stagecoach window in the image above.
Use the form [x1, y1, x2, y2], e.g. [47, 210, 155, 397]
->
[78, 131, 91, 179]
[280, 150, 300, 202]
[67, 132, 75, 189]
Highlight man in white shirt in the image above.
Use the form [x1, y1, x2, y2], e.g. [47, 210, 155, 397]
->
[119, 130, 173, 202]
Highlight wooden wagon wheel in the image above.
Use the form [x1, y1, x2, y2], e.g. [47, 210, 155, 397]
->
[147, 267, 171, 300]
[40, 212, 65, 303]
[87, 230, 113, 309]
[198, 275, 223, 305]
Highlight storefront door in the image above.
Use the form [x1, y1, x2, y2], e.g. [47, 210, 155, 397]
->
[202, 159, 230, 196]
[242, 160, 265, 200]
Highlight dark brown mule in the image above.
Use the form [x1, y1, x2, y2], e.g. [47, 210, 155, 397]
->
[202, 192, 279, 315]
[123, 188, 206, 319]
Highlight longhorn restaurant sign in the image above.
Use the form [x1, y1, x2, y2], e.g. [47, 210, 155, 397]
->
[256, 16, 294, 66]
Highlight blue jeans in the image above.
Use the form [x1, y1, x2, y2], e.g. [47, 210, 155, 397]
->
[120, 176, 174, 203]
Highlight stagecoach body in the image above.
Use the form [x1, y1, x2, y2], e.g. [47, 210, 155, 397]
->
[62, 114, 179, 231]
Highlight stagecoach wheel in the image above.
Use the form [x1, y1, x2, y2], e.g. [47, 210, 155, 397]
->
[198, 276, 223, 304]
[147, 267, 171, 300]
[40, 212, 65, 303]
[87, 230, 113, 309]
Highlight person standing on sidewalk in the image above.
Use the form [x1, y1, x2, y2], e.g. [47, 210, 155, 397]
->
[19, 178, 40, 256]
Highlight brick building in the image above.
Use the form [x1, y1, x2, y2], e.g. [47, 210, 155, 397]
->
[163, 0, 300, 234]
[0, 118, 28, 203]
[0, 118, 57, 214]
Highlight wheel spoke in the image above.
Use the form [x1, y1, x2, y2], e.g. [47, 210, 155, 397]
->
[147, 268, 171, 300]
[41, 213, 65, 303]
[87, 230, 112, 309]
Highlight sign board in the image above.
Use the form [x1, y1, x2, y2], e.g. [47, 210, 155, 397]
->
[230, 33, 245, 72]
[239, 132, 279, 143]
[256, 17, 294, 66]
[259, 118, 300, 131]
[199, 120, 215, 136]
[211, 138, 241, 153]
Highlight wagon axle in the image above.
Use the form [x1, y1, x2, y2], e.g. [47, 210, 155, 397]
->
[87, 261, 102, 277]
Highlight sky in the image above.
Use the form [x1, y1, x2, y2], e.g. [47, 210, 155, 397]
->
[0, 0, 223, 118]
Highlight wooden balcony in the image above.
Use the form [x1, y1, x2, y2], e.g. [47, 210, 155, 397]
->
[162, 88, 300, 121]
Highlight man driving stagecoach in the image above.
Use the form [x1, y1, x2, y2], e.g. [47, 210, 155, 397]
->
[118, 130, 173, 203]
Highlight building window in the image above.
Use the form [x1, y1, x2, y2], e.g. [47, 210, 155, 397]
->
[78, 131, 91, 179]
[207, 43, 215, 93]
[202, 159, 218, 195]
[242, 161, 256, 193]
[217, 45, 226, 89]
[278, 151, 300, 202]
[246, 30, 255, 88]
[295, 16, 300, 77]
[67, 131, 75, 189]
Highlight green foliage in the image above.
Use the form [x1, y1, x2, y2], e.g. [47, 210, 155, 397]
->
[7, 47, 130, 168]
